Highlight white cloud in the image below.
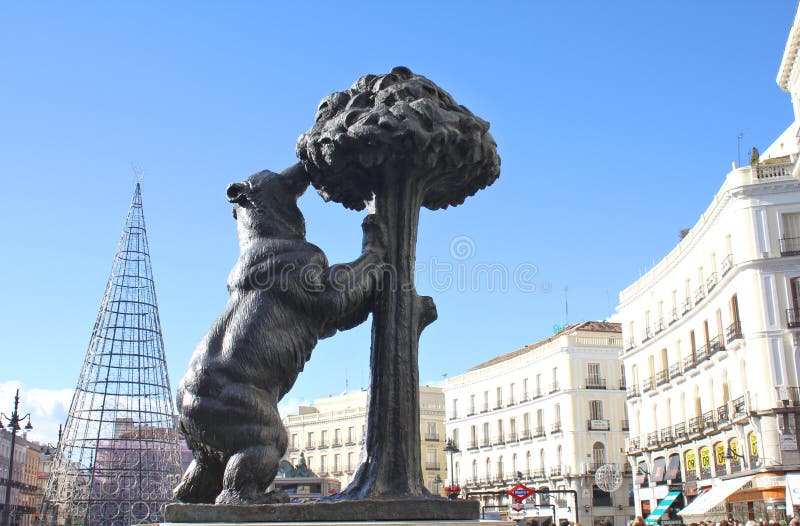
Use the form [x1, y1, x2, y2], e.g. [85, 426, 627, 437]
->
[0, 381, 72, 446]
[423, 378, 446, 388]
[605, 312, 621, 323]
[278, 396, 312, 418]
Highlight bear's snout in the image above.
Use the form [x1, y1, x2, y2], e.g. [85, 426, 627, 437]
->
[227, 182, 248, 204]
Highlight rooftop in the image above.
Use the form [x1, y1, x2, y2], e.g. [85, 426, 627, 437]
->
[468, 321, 621, 371]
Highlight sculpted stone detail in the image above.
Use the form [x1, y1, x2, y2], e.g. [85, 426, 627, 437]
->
[174, 163, 384, 505]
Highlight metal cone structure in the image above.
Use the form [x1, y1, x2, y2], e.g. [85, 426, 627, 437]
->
[41, 183, 182, 526]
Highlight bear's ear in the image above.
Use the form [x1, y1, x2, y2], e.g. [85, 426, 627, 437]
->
[279, 162, 311, 197]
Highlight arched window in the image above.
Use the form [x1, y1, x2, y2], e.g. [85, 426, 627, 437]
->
[472, 459, 478, 480]
[485, 457, 491, 478]
[511, 453, 517, 476]
[539, 448, 545, 469]
[526, 451, 532, 474]
[592, 442, 606, 467]
[556, 445, 563, 467]
[497, 456, 504, 478]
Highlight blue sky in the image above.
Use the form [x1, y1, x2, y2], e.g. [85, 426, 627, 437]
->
[1, 1, 796, 443]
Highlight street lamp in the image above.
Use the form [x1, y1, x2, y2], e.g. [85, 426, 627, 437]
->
[1, 389, 33, 526]
[444, 438, 460, 499]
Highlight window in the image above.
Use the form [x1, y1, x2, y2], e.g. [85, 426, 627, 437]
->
[483, 422, 490, 444]
[554, 404, 561, 423]
[426, 421, 437, 440]
[509, 382, 515, 404]
[291, 434, 298, 448]
[472, 459, 478, 479]
[483, 391, 489, 411]
[497, 419, 504, 440]
[452, 428, 459, 449]
[730, 294, 740, 323]
[496, 387, 502, 408]
[347, 452, 354, 471]
[426, 448, 437, 468]
[523, 412, 530, 433]
[320, 455, 327, 472]
[589, 400, 604, 420]
[536, 409, 544, 429]
[782, 213, 800, 254]
[334, 454, 341, 472]
[469, 394, 476, 414]
[536, 374, 542, 396]
[652, 456, 666, 483]
[452, 398, 458, 418]
[347, 426, 355, 444]
[470, 425, 477, 446]
[552, 367, 558, 390]
[592, 442, 606, 466]
[307, 431, 314, 448]
[522, 378, 529, 399]
[592, 484, 613, 507]
[509, 417, 517, 436]
[588, 363, 601, 386]
[334, 428, 341, 445]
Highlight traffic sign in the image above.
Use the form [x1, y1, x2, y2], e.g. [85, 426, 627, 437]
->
[508, 483, 535, 502]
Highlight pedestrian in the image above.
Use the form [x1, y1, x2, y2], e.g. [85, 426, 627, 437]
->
[632, 517, 646, 526]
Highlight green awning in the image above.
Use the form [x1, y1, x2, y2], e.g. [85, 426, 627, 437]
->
[646, 490, 682, 524]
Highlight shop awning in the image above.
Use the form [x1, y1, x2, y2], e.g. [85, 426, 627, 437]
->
[678, 475, 755, 517]
[645, 490, 682, 524]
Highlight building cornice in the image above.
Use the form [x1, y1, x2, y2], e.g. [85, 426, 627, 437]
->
[778, 4, 800, 92]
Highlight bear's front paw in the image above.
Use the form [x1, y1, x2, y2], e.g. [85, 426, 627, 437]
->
[362, 214, 387, 258]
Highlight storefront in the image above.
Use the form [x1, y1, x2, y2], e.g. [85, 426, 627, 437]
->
[677, 473, 788, 523]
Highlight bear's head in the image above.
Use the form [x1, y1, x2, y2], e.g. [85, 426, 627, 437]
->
[226, 163, 310, 243]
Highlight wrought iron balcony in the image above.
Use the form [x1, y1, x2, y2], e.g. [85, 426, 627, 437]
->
[493, 435, 505, 446]
[425, 433, 440, 442]
[549, 383, 560, 394]
[787, 308, 800, 328]
[655, 369, 669, 386]
[726, 321, 742, 342]
[506, 432, 519, 443]
[534, 427, 545, 438]
[682, 355, 696, 372]
[655, 319, 665, 334]
[627, 386, 640, 399]
[733, 395, 747, 418]
[646, 432, 659, 447]
[717, 404, 730, 425]
[660, 427, 673, 443]
[625, 338, 636, 351]
[720, 253, 733, 275]
[683, 300, 692, 314]
[549, 466, 562, 477]
[695, 344, 709, 363]
[669, 362, 682, 380]
[702, 410, 716, 429]
[670, 308, 679, 323]
[480, 404, 489, 413]
[551, 422, 562, 433]
[642, 328, 652, 342]
[673, 422, 686, 439]
[425, 462, 441, 471]
[520, 429, 532, 440]
[781, 236, 800, 256]
[480, 438, 491, 448]
[643, 376, 655, 392]
[688, 416, 702, 434]
[467, 441, 479, 450]
[585, 377, 607, 389]
[706, 272, 718, 292]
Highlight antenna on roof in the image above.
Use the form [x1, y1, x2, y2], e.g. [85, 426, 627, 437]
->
[564, 286, 569, 325]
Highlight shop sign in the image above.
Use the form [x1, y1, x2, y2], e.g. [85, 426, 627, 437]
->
[754, 475, 785, 489]
[699, 447, 711, 470]
[715, 444, 726, 466]
[590, 419, 609, 430]
[781, 434, 798, 451]
[750, 434, 759, 456]
[684, 482, 698, 496]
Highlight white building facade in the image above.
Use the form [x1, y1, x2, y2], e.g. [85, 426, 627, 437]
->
[282, 387, 448, 495]
[444, 322, 633, 526]
[618, 12, 800, 520]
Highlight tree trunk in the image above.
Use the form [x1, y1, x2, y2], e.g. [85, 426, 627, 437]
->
[335, 169, 437, 499]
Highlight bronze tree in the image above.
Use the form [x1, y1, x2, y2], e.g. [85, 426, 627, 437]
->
[297, 66, 500, 498]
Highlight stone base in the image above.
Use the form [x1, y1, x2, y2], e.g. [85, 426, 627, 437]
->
[164, 499, 481, 523]
[162, 522, 512, 526]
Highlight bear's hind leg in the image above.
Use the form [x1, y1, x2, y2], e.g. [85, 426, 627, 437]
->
[173, 456, 224, 503]
[215, 444, 287, 505]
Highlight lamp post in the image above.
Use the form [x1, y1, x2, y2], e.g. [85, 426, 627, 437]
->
[1, 389, 33, 526]
[444, 438, 460, 499]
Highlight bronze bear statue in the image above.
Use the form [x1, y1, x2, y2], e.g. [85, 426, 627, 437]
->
[174, 163, 385, 504]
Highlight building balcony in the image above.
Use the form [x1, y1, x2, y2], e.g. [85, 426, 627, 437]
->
[425, 462, 441, 471]
[318, 441, 329, 449]
[682, 354, 696, 372]
[787, 308, 800, 329]
[627, 386, 640, 399]
[683, 300, 692, 314]
[655, 369, 669, 386]
[709, 336, 724, 356]
[642, 328, 652, 342]
[776, 386, 800, 406]
[733, 395, 747, 418]
[646, 432, 659, 448]
[781, 236, 800, 256]
[717, 404, 730, 426]
[688, 416, 702, 435]
[618, 380, 627, 390]
[551, 422, 562, 433]
[305, 442, 316, 450]
[506, 432, 519, 443]
[424, 433, 440, 442]
[626, 436, 641, 453]
[660, 427, 673, 444]
[493, 435, 506, 446]
[702, 410, 716, 430]
[726, 321, 742, 342]
[466, 409, 476, 417]
[531, 468, 546, 480]
[625, 338, 636, 351]
[706, 272, 718, 292]
[520, 429, 532, 440]
[670, 308, 679, 324]
[506, 397, 517, 407]
[720, 253, 733, 276]
[585, 377, 607, 389]
[587, 419, 610, 431]
[549, 383, 560, 394]
[655, 319, 666, 334]
[467, 441, 479, 451]
[533, 426, 545, 438]
[621, 419, 629, 431]
[288, 445, 299, 453]
[643, 377, 655, 393]
[695, 286, 705, 304]
[549, 466, 562, 477]
[480, 438, 491, 448]
[331, 441, 343, 448]
[669, 362, 682, 380]
[493, 403, 503, 410]
[695, 344, 709, 363]
[673, 422, 687, 441]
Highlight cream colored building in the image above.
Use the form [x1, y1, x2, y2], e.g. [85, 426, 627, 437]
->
[282, 387, 447, 495]
[0, 430, 42, 526]
[618, 11, 800, 521]
[444, 322, 633, 526]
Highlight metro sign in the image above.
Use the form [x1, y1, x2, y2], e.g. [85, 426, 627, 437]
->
[508, 483, 535, 502]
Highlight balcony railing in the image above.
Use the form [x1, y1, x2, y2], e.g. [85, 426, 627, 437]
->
[695, 344, 709, 363]
[706, 272, 717, 292]
[682, 354, 696, 372]
[642, 328, 652, 342]
[781, 236, 800, 256]
[551, 422, 562, 433]
[520, 429, 532, 440]
[695, 286, 705, 303]
[549, 466, 562, 477]
[673, 422, 686, 440]
[506, 397, 517, 407]
[621, 419, 629, 431]
[618, 380, 627, 390]
[787, 308, 800, 328]
[733, 395, 747, 418]
[425, 434, 440, 442]
[627, 386, 640, 399]
[669, 362, 682, 380]
[702, 410, 715, 430]
[532, 469, 546, 480]
[655, 319, 665, 334]
[656, 369, 669, 386]
[549, 383, 560, 394]
[534, 427, 545, 438]
[318, 441, 329, 449]
[647, 432, 659, 447]
[625, 338, 636, 350]
[480, 438, 491, 448]
[776, 386, 800, 405]
[480, 404, 489, 413]
[670, 308, 679, 323]
[721, 253, 733, 275]
[688, 416, 702, 434]
[660, 427, 673, 443]
[586, 377, 607, 389]
[626, 437, 641, 452]
[683, 300, 692, 314]
[717, 404, 730, 425]
[493, 435, 506, 446]
[467, 441, 479, 450]
[709, 336, 723, 356]
[643, 377, 655, 392]
[425, 462, 441, 470]
[507, 432, 519, 443]
[726, 321, 743, 342]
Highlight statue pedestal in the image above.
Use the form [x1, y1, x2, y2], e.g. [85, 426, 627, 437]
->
[164, 499, 490, 523]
